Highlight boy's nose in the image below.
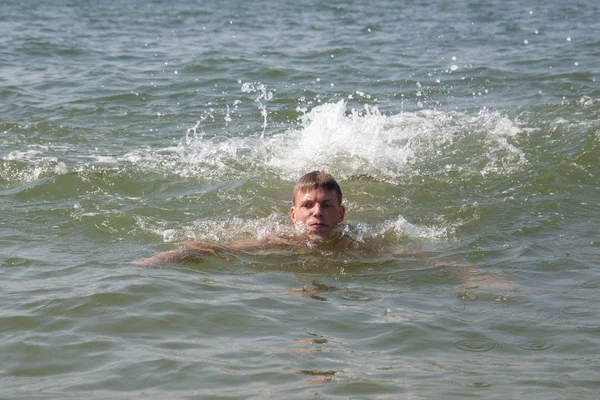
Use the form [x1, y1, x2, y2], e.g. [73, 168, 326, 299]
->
[312, 203, 323, 216]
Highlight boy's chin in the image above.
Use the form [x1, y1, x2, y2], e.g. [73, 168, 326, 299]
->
[306, 232, 329, 241]
[293, 222, 337, 241]
[305, 227, 337, 241]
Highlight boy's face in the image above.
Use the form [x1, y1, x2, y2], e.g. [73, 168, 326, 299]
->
[290, 188, 345, 240]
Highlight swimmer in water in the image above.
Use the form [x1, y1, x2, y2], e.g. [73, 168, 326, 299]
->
[133, 171, 511, 292]
[289, 170, 346, 241]
[134, 171, 462, 268]
[134, 171, 355, 267]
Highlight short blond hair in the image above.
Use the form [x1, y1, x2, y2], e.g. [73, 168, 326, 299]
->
[292, 171, 343, 206]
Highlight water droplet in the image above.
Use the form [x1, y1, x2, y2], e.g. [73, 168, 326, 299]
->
[524, 39, 529, 45]
[494, 295, 510, 303]
[459, 291, 478, 301]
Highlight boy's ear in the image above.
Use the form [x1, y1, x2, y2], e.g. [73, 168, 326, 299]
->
[339, 205, 346, 221]
[290, 206, 297, 222]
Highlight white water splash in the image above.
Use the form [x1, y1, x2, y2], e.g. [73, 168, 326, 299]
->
[240, 81, 273, 136]
[0, 98, 527, 190]
[377, 215, 455, 240]
[1, 150, 69, 184]
[160, 214, 293, 243]
[264, 100, 527, 182]
[127, 98, 528, 185]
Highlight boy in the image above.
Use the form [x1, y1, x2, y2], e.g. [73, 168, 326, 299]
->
[289, 171, 346, 241]
[132, 173, 506, 293]
[134, 171, 349, 267]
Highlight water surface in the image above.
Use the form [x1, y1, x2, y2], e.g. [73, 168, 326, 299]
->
[1, 0, 599, 398]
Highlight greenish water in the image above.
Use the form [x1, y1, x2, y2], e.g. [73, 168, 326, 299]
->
[1, 0, 599, 398]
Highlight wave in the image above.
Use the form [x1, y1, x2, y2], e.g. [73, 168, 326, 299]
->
[174, 98, 527, 184]
[0, 86, 531, 188]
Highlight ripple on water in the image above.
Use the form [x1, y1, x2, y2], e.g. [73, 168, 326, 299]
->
[368, 272, 418, 285]
[338, 290, 374, 302]
[454, 339, 498, 353]
[559, 306, 593, 316]
[425, 267, 464, 284]
[445, 301, 490, 316]
[499, 296, 562, 323]
[581, 279, 600, 289]
[468, 381, 493, 388]
[516, 341, 556, 351]
[1, 257, 38, 268]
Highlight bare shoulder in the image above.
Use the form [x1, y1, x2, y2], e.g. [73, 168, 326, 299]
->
[132, 240, 224, 268]
[226, 236, 296, 251]
[338, 235, 438, 258]
[132, 237, 298, 268]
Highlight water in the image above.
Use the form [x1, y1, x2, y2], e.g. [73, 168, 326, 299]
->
[1, 0, 599, 398]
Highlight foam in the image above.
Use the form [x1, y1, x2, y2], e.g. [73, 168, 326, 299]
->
[146, 215, 453, 246]
[1, 87, 527, 188]
[1, 86, 528, 245]
[155, 214, 293, 243]
[377, 215, 455, 241]
[144, 96, 528, 243]
[0, 155, 68, 185]
[170, 98, 527, 183]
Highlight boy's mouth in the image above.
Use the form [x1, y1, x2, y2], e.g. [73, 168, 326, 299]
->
[308, 222, 329, 233]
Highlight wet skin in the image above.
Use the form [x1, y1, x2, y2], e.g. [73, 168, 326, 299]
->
[290, 188, 346, 241]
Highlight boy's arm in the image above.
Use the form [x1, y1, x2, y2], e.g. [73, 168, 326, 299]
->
[131, 238, 292, 268]
[132, 241, 222, 268]
[227, 237, 293, 251]
[132, 250, 187, 268]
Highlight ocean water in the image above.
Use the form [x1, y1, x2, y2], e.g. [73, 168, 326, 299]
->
[1, 0, 599, 398]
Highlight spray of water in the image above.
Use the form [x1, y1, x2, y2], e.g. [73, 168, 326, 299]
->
[0, 82, 529, 243]
[170, 88, 526, 184]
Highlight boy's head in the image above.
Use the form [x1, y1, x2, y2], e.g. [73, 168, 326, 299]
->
[290, 171, 345, 240]
[292, 171, 343, 206]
